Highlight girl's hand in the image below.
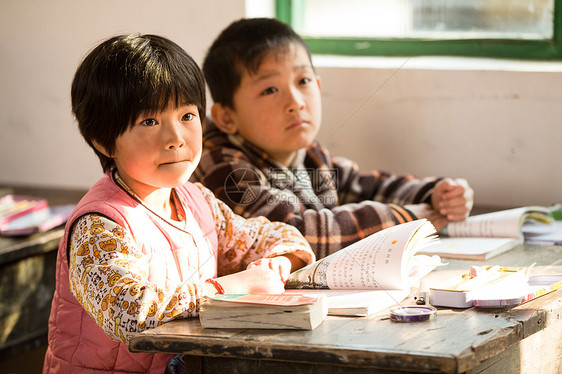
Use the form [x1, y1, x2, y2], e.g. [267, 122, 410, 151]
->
[431, 178, 474, 221]
[247, 256, 293, 283]
[214, 265, 287, 295]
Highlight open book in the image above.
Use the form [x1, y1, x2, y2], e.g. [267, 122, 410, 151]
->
[284, 219, 440, 316]
[418, 206, 553, 261]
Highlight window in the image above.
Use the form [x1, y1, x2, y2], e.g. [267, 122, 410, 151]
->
[276, 0, 562, 59]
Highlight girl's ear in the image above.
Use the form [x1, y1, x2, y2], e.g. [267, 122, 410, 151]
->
[210, 103, 238, 135]
[92, 139, 112, 158]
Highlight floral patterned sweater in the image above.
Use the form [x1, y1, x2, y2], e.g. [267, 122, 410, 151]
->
[67, 172, 314, 344]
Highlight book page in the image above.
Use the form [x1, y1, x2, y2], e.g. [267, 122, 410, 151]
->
[285, 220, 434, 290]
[419, 237, 522, 260]
[210, 294, 318, 306]
[325, 226, 409, 290]
[446, 207, 530, 238]
[285, 289, 410, 316]
[522, 220, 562, 245]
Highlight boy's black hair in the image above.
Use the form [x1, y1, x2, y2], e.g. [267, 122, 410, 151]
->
[203, 18, 312, 109]
[71, 34, 206, 173]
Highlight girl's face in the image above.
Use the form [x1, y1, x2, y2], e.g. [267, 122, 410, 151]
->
[110, 102, 202, 199]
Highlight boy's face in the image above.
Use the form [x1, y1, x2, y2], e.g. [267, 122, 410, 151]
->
[108, 102, 202, 199]
[215, 43, 322, 166]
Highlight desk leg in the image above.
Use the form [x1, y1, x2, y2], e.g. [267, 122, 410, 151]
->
[182, 355, 202, 374]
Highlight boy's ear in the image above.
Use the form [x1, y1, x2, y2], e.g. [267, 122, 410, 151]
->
[211, 103, 238, 135]
[316, 75, 322, 92]
[92, 139, 112, 158]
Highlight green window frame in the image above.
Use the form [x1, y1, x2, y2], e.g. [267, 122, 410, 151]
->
[276, 0, 562, 60]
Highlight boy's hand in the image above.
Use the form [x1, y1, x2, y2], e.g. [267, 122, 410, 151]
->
[431, 178, 473, 221]
[405, 203, 449, 232]
[247, 256, 293, 283]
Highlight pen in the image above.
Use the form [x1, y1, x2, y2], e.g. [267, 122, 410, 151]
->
[414, 281, 428, 305]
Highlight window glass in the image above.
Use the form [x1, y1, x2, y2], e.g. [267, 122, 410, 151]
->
[296, 0, 554, 40]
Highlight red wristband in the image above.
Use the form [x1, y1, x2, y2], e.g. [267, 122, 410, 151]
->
[205, 278, 225, 295]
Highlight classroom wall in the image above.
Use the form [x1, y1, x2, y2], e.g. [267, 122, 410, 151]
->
[0, 0, 246, 191]
[1, 1, 560, 208]
[314, 57, 562, 207]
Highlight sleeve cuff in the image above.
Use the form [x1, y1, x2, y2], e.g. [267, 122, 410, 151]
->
[389, 203, 417, 224]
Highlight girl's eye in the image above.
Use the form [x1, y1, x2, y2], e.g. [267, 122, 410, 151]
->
[140, 118, 157, 127]
[182, 113, 194, 121]
[261, 87, 278, 96]
[299, 77, 312, 85]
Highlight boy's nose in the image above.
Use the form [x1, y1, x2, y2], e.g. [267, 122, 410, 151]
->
[286, 87, 305, 113]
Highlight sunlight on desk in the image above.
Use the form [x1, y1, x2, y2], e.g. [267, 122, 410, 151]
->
[129, 244, 562, 374]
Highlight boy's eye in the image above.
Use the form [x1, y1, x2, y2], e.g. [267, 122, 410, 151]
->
[182, 113, 194, 121]
[140, 118, 157, 127]
[299, 77, 312, 85]
[261, 87, 278, 96]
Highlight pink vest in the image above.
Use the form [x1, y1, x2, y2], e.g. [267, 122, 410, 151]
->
[43, 173, 218, 373]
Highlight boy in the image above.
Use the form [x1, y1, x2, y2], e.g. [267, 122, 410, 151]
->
[44, 34, 314, 373]
[192, 18, 474, 258]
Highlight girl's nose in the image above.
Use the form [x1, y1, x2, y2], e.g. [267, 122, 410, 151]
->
[165, 122, 185, 150]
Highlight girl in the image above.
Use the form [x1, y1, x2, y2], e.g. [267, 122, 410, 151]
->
[43, 34, 314, 373]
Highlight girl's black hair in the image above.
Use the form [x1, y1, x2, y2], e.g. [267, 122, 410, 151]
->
[71, 34, 206, 172]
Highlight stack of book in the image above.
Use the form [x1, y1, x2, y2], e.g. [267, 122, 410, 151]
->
[0, 194, 75, 236]
[199, 293, 328, 330]
[428, 265, 562, 308]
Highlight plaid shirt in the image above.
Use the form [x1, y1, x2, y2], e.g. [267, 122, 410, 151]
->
[192, 122, 442, 258]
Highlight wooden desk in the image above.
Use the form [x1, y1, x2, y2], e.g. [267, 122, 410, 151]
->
[129, 244, 562, 374]
[0, 186, 85, 359]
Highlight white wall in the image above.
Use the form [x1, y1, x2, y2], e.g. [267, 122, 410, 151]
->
[1, 1, 560, 208]
[315, 57, 562, 207]
[0, 0, 246, 190]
